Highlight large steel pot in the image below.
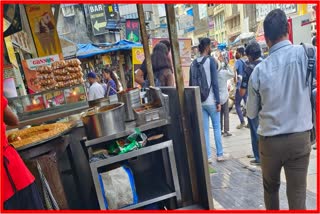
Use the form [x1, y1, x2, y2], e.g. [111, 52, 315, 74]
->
[81, 102, 125, 140]
[117, 88, 140, 121]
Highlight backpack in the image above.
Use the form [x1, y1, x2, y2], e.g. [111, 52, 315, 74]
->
[189, 56, 212, 102]
[301, 43, 316, 144]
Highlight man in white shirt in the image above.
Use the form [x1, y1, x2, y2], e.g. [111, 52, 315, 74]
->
[87, 72, 105, 101]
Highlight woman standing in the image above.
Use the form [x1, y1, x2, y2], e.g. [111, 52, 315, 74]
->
[218, 51, 234, 137]
[151, 43, 174, 87]
[103, 68, 118, 97]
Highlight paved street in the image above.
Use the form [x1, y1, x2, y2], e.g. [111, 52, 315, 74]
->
[208, 110, 317, 210]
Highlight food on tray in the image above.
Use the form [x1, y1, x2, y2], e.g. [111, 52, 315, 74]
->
[134, 104, 156, 112]
[66, 59, 81, 67]
[7, 122, 73, 149]
[51, 60, 66, 69]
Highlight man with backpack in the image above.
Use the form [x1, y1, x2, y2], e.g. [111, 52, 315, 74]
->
[247, 9, 315, 210]
[234, 47, 248, 129]
[189, 38, 228, 163]
[239, 41, 263, 166]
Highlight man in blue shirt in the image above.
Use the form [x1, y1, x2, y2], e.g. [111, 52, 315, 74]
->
[247, 9, 314, 210]
[234, 47, 247, 129]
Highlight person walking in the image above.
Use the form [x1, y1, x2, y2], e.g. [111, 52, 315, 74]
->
[2, 96, 44, 210]
[239, 41, 263, 166]
[191, 38, 228, 163]
[87, 72, 105, 101]
[234, 47, 248, 129]
[247, 9, 315, 210]
[217, 51, 234, 137]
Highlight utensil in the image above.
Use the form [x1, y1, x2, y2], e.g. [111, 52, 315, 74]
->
[81, 103, 125, 140]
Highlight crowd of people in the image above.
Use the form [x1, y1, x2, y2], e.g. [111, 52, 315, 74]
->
[192, 9, 317, 210]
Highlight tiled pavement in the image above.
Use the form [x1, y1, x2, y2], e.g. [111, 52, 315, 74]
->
[208, 111, 317, 210]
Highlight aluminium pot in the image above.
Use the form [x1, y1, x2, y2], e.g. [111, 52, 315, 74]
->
[81, 102, 125, 140]
[117, 88, 140, 121]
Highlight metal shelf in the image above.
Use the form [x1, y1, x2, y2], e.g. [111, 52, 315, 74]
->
[89, 140, 181, 210]
[85, 119, 170, 147]
[90, 140, 172, 168]
[120, 175, 176, 210]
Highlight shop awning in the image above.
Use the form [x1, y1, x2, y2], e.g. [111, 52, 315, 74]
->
[76, 40, 142, 59]
[230, 32, 255, 46]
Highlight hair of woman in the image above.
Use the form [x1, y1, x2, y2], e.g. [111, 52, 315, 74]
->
[151, 43, 172, 72]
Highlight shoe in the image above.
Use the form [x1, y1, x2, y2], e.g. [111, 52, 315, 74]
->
[250, 160, 261, 166]
[223, 132, 232, 137]
[313, 145, 317, 150]
[245, 124, 250, 129]
[221, 131, 224, 135]
[247, 154, 254, 158]
[208, 157, 214, 163]
[236, 123, 246, 129]
[217, 154, 230, 162]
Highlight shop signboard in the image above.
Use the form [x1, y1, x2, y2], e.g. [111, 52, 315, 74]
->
[88, 4, 107, 35]
[132, 47, 145, 86]
[126, 19, 140, 42]
[25, 4, 62, 57]
[198, 4, 208, 20]
[105, 4, 119, 20]
[22, 54, 63, 93]
[256, 4, 297, 22]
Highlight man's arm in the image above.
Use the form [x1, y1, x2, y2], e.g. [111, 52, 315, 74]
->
[210, 57, 221, 111]
[4, 105, 19, 126]
[247, 71, 260, 119]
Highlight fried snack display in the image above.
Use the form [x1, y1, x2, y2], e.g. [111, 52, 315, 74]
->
[36, 66, 56, 91]
[7, 122, 73, 149]
[53, 59, 84, 89]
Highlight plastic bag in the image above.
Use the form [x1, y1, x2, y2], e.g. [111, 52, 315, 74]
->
[98, 165, 138, 209]
[107, 129, 147, 155]
[119, 128, 147, 154]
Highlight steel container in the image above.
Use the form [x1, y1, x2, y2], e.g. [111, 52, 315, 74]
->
[117, 88, 141, 121]
[81, 102, 125, 140]
[88, 98, 111, 108]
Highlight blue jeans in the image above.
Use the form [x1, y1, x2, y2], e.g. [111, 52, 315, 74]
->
[235, 89, 247, 123]
[248, 116, 260, 162]
[202, 105, 224, 158]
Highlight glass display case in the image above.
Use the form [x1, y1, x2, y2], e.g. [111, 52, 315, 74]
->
[8, 84, 89, 122]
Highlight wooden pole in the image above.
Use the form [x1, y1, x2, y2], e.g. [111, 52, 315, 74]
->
[165, 4, 199, 203]
[136, 4, 154, 87]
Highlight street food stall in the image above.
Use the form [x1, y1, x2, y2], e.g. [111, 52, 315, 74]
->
[4, 4, 214, 211]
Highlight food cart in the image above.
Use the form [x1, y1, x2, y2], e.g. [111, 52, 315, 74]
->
[4, 4, 213, 211]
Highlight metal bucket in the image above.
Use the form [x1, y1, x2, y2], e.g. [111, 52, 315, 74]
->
[117, 88, 141, 121]
[81, 102, 125, 140]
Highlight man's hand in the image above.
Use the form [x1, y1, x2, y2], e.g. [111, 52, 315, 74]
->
[216, 104, 221, 112]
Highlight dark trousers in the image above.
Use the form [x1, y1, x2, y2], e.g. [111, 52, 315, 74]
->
[4, 182, 44, 210]
[248, 116, 259, 162]
[220, 101, 229, 133]
[235, 89, 247, 124]
[259, 131, 311, 210]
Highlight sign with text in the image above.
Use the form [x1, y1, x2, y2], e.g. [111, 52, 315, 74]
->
[25, 4, 62, 57]
[88, 4, 107, 35]
[132, 47, 145, 86]
[22, 54, 63, 93]
[126, 19, 140, 42]
[256, 4, 297, 22]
